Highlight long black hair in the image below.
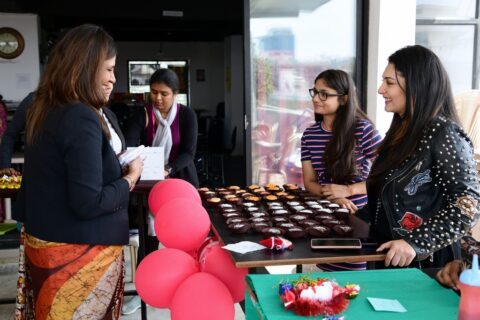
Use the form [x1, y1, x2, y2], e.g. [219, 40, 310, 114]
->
[369, 45, 459, 179]
[314, 69, 370, 183]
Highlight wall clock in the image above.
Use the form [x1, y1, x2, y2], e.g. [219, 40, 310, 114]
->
[0, 27, 25, 59]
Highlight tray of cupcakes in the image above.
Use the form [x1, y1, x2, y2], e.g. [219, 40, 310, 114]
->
[198, 183, 354, 240]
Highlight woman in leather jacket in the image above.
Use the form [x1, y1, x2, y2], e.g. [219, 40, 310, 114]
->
[359, 45, 480, 268]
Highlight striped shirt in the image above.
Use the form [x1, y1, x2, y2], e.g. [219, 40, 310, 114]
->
[301, 118, 382, 208]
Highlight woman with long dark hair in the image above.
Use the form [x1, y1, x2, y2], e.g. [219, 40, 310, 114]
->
[362, 45, 480, 268]
[301, 69, 382, 212]
[301, 69, 382, 271]
[14, 24, 143, 319]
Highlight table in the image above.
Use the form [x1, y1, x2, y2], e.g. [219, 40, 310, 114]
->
[245, 268, 459, 319]
[209, 208, 386, 269]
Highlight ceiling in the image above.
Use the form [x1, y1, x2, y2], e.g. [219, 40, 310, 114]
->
[0, 0, 244, 42]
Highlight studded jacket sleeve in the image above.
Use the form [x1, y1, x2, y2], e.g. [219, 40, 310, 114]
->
[405, 122, 480, 260]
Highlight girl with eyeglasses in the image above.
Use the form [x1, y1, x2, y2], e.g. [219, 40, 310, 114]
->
[301, 69, 382, 271]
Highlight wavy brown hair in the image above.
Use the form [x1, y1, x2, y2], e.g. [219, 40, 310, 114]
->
[314, 69, 371, 184]
[26, 24, 117, 144]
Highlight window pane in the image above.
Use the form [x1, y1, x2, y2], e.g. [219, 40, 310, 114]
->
[416, 25, 474, 94]
[416, 0, 477, 19]
[249, 0, 357, 186]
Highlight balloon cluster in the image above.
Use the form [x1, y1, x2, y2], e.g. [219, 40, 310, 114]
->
[135, 179, 248, 320]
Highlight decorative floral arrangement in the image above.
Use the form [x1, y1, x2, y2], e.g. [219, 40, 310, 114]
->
[278, 275, 360, 318]
[0, 175, 22, 189]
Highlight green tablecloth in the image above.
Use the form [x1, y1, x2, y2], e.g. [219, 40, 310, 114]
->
[246, 268, 459, 319]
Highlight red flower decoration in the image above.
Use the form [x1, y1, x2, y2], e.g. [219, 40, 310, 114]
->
[398, 212, 423, 230]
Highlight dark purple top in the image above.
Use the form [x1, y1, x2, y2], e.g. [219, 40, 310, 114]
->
[144, 103, 181, 163]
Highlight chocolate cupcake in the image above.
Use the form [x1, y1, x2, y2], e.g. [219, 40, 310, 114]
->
[206, 197, 222, 206]
[261, 227, 286, 237]
[226, 217, 248, 225]
[283, 195, 298, 201]
[202, 191, 217, 200]
[270, 209, 289, 216]
[283, 183, 300, 191]
[222, 212, 241, 219]
[219, 203, 233, 209]
[291, 205, 306, 212]
[245, 207, 260, 214]
[215, 187, 228, 192]
[305, 201, 320, 206]
[267, 201, 283, 208]
[298, 219, 319, 228]
[221, 207, 240, 214]
[218, 190, 234, 197]
[272, 216, 290, 224]
[318, 200, 331, 205]
[227, 185, 241, 191]
[264, 195, 279, 202]
[249, 211, 268, 219]
[252, 221, 272, 232]
[247, 184, 260, 191]
[333, 224, 353, 236]
[286, 201, 301, 207]
[298, 209, 314, 216]
[314, 213, 335, 222]
[276, 222, 297, 229]
[317, 208, 334, 215]
[275, 191, 289, 198]
[334, 208, 350, 220]
[308, 225, 332, 237]
[327, 203, 341, 209]
[289, 214, 309, 223]
[249, 217, 270, 223]
[235, 189, 247, 196]
[309, 204, 324, 210]
[226, 196, 241, 205]
[241, 192, 254, 199]
[228, 222, 251, 234]
[244, 196, 261, 203]
[322, 219, 344, 228]
[198, 187, 210, 194]
[242, 202, 255, 208]
[286, 227, 307, 238]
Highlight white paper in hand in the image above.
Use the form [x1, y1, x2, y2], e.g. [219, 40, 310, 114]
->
[118, 145, 145, 167]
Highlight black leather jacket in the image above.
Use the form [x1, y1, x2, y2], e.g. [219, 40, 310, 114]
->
[360, 116, 480, 263]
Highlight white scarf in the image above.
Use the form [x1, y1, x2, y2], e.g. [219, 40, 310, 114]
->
[151, 101, 178, 162]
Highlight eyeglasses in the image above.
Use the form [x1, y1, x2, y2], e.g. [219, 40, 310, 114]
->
[308, 88, 345, 101]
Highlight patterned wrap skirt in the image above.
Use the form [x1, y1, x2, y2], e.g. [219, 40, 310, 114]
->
[15, 227, 125, 320]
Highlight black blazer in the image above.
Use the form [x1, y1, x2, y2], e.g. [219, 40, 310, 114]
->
[125, 104, 199, 187]
[14, 103, 131, 245]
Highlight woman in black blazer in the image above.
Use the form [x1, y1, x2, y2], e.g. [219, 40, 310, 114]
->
[13, 24, 143, 319]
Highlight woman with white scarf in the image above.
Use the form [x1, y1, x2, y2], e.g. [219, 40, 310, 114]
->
[125, 68, 199, 187]
[123, 68, 199, 315]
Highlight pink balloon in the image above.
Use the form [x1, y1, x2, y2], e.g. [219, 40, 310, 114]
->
[199, 242, 248, 302]
[148, 179, 201, 216]
[154, 198, 211, 252]
[135, 248, 198, 308]
[170, 272, 234, 320]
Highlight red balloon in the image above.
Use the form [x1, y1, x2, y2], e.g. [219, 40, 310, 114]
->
[198, 242, 248, 302]
[135, 248, 198, 308]
[148, 179, 201, 216]
[154, 198, 211, 252]
[170, 272, 234, 320]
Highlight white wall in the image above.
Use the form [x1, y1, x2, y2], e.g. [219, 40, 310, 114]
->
[115, 41, 225, 115]
[367, 0, 416, 136]
[0, 13, 40, 102]
[224, 35, 244, 155]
